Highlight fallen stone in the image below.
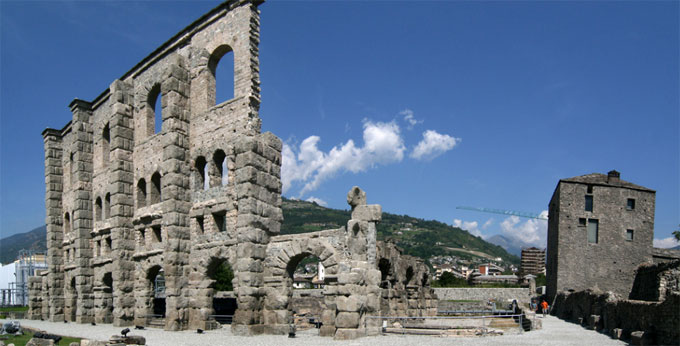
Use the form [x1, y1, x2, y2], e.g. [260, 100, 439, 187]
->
[631, 330, 654, 346]
[25, 338, 54, 346]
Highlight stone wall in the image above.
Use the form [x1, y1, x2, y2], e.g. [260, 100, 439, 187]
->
[629, 259, 680, 302]
[552, 290, 680, 345]
[547, 172, 655, 300]
[433, 288, 532, 305]
[30, 1, 436, 340]
[652, 247, 680, 264]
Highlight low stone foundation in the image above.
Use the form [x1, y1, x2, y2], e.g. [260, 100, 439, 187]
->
[433, 288, 532, 305]
[551, 290, 680, 345]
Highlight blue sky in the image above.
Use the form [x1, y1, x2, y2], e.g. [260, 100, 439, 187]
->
[1, 1, 678, 249]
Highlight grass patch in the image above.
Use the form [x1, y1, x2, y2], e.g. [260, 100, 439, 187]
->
[0, 331, 81, 346]
[0, 306, 29, 313]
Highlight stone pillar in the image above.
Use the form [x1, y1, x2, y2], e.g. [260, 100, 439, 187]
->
[69, 99, 95, 324]
[109, 80, 136, 326]
[27, 275, 43, 319]
[332, 187, 383, 339]
[161, 55, 192, 331]
[231, 132, 283, 335]
[42, 128, 65, 322]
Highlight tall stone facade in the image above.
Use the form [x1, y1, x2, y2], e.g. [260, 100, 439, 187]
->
[546, 170, 655, 300]
[30, 1, 434, 339]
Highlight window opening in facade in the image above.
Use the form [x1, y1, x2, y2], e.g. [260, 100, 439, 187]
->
[585, 195, 593, 212]
[626, 229, 634, 241]
[587, 219, 599, 244]
[627, 198, 635, 210]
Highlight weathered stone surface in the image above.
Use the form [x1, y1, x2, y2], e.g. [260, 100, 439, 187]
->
[547, 171, 656, 300]
[30, 2, 436, 339]
[335, 312, 360, 328]
[25, 339, 54, 346]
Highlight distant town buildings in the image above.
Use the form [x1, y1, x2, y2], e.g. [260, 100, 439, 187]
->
[520, 247, 545, 276]
[546, 170, 655, 299]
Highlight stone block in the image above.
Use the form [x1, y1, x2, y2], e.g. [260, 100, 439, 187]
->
[631, 331, 654, 346]
[319, 325, 336, 337]
[351, 205, 381, 222]
[335, 312, 360, 328]
[346, 186, 366, 208]
[336, 296, 363, 312]
[334, 328, 360, 340]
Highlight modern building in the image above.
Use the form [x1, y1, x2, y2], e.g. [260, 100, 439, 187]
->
[546, 170, 655, 299]
[520, 247, 545, 276]
[0, 252, 47, 306]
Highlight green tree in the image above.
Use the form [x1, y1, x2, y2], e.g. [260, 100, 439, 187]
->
[213, 262, 234, 291]
[435, 271, 469, 287]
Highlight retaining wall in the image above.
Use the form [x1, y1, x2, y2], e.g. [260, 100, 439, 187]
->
[433, 288, 532, 304]
[552, 290, 680, 345]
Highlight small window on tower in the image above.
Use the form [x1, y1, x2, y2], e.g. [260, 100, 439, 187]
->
[585, 195, 593, 212]
[587, 185, 593, 194]
[587, 219, 599, 244]
[578, 218, 587, 226]
[626, 229, 634, 241]
[626, 199, 635, 211]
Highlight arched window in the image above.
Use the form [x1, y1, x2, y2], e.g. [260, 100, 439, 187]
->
[94, 197, 102, 222]
[64, 212, 71, 234]
[147, 84, 162, 135]
[150, 172, 161, 205]
[104, 193, 111, 219]
[208, 45, 234, 105]
[137, 178, 147, 208]
[102, 123, 110, 166]
[194, 156, 208, 191]
[213, 150, 227, 187]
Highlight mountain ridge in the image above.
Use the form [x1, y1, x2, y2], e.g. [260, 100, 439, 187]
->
[1, 199, 520, 265]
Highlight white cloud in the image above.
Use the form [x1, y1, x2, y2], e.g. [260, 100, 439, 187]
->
[282, 120, 406, 196]
[400, 109, 423, 129]
[499, 210, 548, 247]
[482, 219, 493, 230]
[305, 196, 328, 207]
[453, 219, 482, 237]
[410, 130, 461, 161]
[654, 237, 679, 249]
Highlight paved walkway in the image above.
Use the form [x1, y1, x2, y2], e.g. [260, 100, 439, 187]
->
[2, 315, 627, 346]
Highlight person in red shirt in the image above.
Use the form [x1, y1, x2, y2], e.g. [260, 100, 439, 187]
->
[540, 300, 549, 317]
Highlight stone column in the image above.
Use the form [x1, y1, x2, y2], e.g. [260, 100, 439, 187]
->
[161, 56, 192, 331]
[231, 132, 283, 335]
[333, 187, 383, 339]
[27, 275, 43, 319]
[42, 128, 65, 322]
[69, 99, 95, 324]
[109, 80, 136, 326]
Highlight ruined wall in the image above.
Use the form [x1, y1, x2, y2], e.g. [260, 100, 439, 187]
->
[546, 174, 655, 299]
[31, 1, 435, 340]
[629, 260, 680, 302]
[433, 288, 532, 305]
[376, 242, 438, 318]
[552, 290, 679, 345]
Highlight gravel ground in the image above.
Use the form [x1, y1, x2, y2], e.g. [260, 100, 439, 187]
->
[2, 316, 627, 346]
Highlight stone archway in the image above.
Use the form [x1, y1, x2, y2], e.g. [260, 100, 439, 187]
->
[263, 237, 342, 335]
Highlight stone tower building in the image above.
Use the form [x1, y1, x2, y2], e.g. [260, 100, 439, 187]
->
[546, 170, 655, 300]
[30, 1, 436, 339]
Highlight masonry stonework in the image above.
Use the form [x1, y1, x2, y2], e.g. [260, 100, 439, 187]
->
[31, 1, 434, 339]
[546, 171, 655, 300]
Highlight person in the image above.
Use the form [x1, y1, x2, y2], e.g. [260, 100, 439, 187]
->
[540, 300, 549, 317]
